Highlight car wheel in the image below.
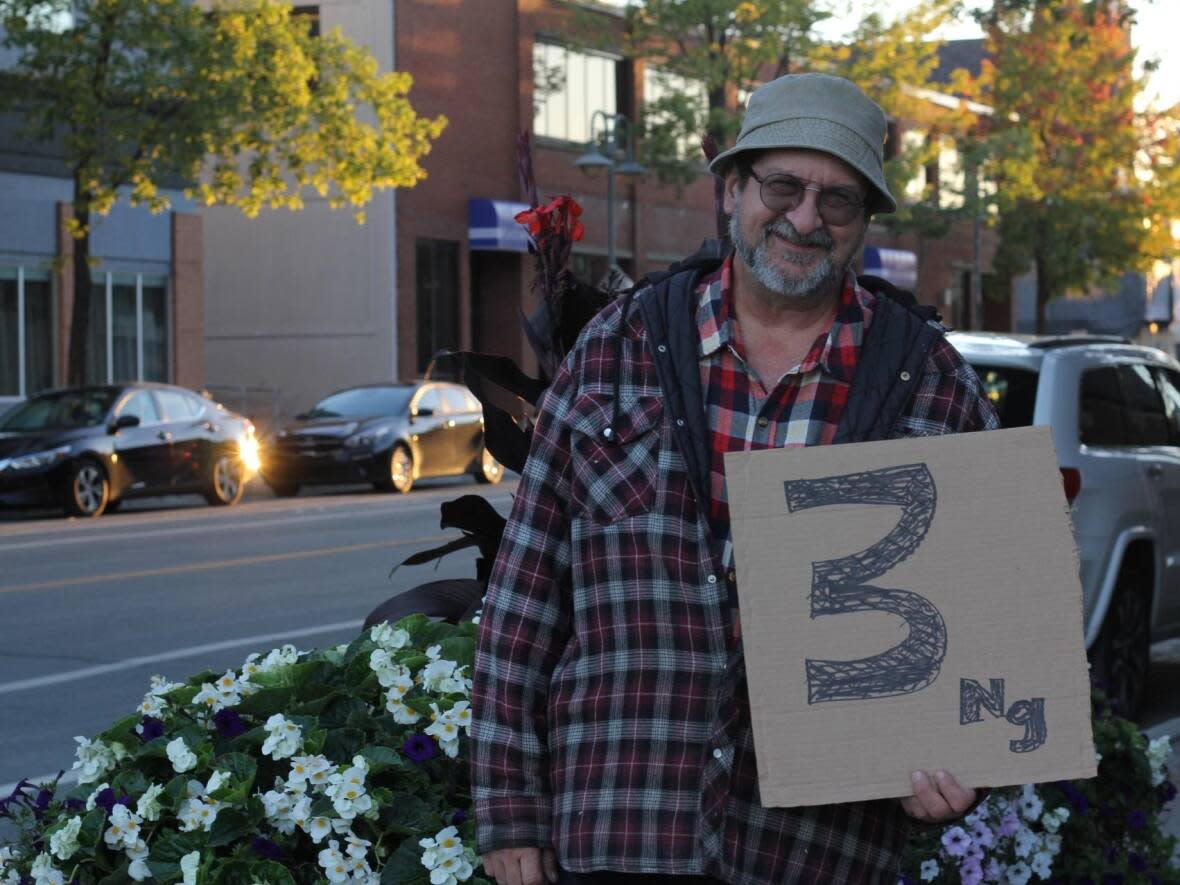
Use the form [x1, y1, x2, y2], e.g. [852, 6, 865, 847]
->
[1091, 572, 1151, 719]
[474, 447, 503, 485]
[205, 451, 246, 507]
[382, 444, 414, 494]
[64, 459, 110, 518]
[265, 476, 301, 498]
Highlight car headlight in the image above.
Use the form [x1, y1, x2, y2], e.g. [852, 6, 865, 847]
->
[238, 435, 262, 474]
[6, 445, 72, 472]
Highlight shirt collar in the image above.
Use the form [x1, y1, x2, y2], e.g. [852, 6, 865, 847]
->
[696, 255, 874, 384]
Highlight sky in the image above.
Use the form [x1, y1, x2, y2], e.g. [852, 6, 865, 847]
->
[816, 0, 1180, 109]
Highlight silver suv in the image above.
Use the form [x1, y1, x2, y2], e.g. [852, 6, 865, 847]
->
[949, 332, 1180, 719]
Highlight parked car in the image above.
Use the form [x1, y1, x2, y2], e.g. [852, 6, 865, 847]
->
[260, 381, 503, 497]
[0, 383, 260, 518]
[949, 332, 1180, 718]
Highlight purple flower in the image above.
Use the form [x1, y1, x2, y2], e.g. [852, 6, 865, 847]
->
[138, 716, 166, 741]
[213, 709, 246, 739]
[970, 820, 994, 849]
[93, 788, 118, 814]
[941, 825, 972, 857]
[251, 836, 282, 860]
[960, 860, 984, 885]
[1057, 781, 1090, 814]
[65, 798, 85, 812]
[450, 809, 468, 825]
[997, 811, 1021, 837]
[1102, 875, 1125, 885]
[1127, 809, 1147, 830]
[403, 733, 437, 764]
[1128, 853, 1147, 872]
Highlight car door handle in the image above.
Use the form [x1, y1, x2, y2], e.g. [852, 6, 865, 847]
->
[1147, 463, 1164, 479]
[157, 431, 173, 442]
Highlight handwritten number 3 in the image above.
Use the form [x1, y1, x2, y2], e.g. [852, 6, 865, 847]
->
[784, 463, 947, 704]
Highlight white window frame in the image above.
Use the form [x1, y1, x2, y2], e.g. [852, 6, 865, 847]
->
[532, 40, 620, 144]
[93, 270, 171, 384]
[0, 264, 54, 402]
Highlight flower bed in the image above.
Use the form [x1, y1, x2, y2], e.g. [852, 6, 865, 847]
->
[2, 614, 1174, 885]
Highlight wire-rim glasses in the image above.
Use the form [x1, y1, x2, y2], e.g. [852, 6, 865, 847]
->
[746, 168, 866, 226]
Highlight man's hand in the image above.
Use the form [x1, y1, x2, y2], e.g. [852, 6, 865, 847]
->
[481, 846, 558, 885]
[900, 770, 977, 823]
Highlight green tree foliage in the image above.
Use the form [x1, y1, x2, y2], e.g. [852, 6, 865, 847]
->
[972, 0, 1180, 331]
[0, 0, 446, 386]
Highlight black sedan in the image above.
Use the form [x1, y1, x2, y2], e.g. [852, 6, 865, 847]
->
[0, 384, 260, 518]
[260, 382, 502, 496]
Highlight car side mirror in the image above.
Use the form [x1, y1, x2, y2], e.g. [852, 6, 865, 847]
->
[414, 407, 433, 418]
[110, 414, 140, 433]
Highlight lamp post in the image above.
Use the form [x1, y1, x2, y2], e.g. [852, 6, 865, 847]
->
[573, 110, 646, 273]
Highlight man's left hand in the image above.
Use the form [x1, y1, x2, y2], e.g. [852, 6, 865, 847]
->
[900, 770, 976, 823]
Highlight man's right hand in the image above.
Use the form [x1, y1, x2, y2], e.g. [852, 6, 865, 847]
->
[481, 847, 558, 885]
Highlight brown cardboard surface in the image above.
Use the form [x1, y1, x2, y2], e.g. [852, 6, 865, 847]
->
[724, 426, 1096, 808]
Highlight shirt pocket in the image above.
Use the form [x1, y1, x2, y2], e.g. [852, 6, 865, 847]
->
[567, 392, 664, 524]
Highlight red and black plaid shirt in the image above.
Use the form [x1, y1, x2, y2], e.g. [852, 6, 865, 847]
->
[472, 261, 998, 884]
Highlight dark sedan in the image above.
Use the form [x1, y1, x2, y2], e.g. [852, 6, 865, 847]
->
[260, 382, 502, 496]
[0, 384, 260, 518]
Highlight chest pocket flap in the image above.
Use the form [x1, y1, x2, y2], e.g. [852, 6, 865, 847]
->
[567, 393, 664, 524]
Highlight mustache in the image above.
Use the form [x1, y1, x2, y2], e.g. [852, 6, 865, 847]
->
[763, 219, 835, 250]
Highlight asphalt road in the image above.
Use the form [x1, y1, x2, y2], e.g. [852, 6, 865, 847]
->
[0, 477, 518, 792]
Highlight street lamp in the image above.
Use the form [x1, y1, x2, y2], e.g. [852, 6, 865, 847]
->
[573, 110, 646, 273]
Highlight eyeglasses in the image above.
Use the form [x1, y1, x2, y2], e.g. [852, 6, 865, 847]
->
[746, 168, 866, 226]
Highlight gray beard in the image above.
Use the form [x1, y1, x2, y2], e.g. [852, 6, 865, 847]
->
[729, 201, 862, 304]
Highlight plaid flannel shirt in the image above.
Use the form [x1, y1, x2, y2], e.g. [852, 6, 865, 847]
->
[471, 261, 999, 884]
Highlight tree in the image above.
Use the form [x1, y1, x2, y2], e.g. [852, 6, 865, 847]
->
[972, 0, 1180, 331]
[0, 0, 446, 386]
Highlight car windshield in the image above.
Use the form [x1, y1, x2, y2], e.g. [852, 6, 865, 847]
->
[0, 389, 120, 431]
[971, 364, 1039, 428]
[304, 387, 414, 419]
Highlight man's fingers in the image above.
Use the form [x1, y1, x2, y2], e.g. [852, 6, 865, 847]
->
[519, 848, 545, 885]
[899, 795, 928, 821]
[542, 848, 559, 884]
[909, 770, 954, 820]
[935, 770, 977, 815]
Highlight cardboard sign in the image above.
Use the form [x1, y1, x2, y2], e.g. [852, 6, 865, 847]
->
[725, 426, 1097, 808]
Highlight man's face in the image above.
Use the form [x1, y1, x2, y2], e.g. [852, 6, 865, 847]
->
[724, 149, 870, 304]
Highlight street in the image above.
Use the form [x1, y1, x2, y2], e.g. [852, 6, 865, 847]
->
[0, 478, 517, 792]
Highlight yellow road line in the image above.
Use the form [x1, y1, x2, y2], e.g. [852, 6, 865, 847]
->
[0, 535, 447, 594]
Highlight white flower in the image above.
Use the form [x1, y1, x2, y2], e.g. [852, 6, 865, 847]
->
[371, 623, 410, 650]
[29, 854, 65, 885]
[919, 859, 939, 881]
[136, 783, 165, 821]
[167, 737, 199, 773]
[180, 851, 201, 885]
[420, 649, 470, 694]
[382, 666, 416, 703]
[149, 674, 183, 695]
[260, 789, 298, 835]
[47, 816, 82, 861]
[126, 838, 151, 882]
[1029, 850, 1053, 879]
[289, 754, 334, 792]
[85, 783, 109, 811]
[420, 826, 465, 869]
[345, 832, 372, 861]
[1006, 860, 1032, 885]
[1041, 806, 1069, 834]
[245, 644, 300, 678]
[177, 779, 222, 833]
[137, 692, 167, 718]
[425, 703, 465, 758]
[325, 761, 372, 820]
[261, 714, 303, 760]
[1017, 784, 1043, 821]
[193, 669, 248, 712]
[1147, 735, 1173, 786]
[103, 804, 143, 850]
[1042, 833, 1062, 855]
[305, 816, 335, 844]
[318, 840, 351, 884]
[1013, 827, 1039, 859]
[388, 698, 423, 725]
[71, 736, 124, 784]
[429, 852, 475, 885]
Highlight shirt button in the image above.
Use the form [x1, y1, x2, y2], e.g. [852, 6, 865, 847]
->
[706, 574, 718, 584]
[713, 748, 723, 760]
[657, 344, 668, 353]
[676, 418, 685, 427]
[728, 570, 736, 583]
[756, 416, 769, 428]
[900, 370, 912, 381]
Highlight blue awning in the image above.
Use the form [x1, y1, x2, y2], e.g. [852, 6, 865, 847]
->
[469, 198, 531, 253]
[862, 247, 918, 291]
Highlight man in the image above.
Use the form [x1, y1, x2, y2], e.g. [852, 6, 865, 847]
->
[471, 73, 999, 885]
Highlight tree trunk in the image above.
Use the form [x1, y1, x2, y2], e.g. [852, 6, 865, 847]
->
[1034, 249, 1049, 336]
[67, 203, 92, 388]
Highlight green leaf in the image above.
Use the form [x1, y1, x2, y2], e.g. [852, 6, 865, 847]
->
[207, 807, 253, 848]
[322, 727, 367, 761]
[96, 861, 132, 885]
[210, 859, 296, 885]
[98, 713, 143, 747]
[438, 637, 475, 670]
[145, 860, 181, 880]
[359, 744, 406, 774]
[380, 790, 436, 833]
[163, 775, 191, 810]
[209, 752, 257, 804]
[233, 685, 296, 717]
[149, 829, 204, 863]
[78, 807, 107, 850]
[111, 769, 151, 798]
[380, 835, 429, 885]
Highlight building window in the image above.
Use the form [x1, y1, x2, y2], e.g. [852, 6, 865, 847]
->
[0, 266, 53, 398]
[415, 240, 460, 376]
[643, 67, 709, 160]
[85, 272, 169, 385]
[533, 41, 620, 143]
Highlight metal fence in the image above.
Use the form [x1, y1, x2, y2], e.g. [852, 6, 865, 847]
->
[203, 384, 284, 436]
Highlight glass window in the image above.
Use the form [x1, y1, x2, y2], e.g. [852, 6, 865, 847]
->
[142, 279, 168, 382]
[156, 389, 203, 421]
[533, 41, 619, 143]
[85, 272, 170, 383]
[86, 279, 109, 385]
[1079, 367, 1127, 446]
[643, 67, 708, 160]
[415, 387, 441, 415]
[416, 240, 459, 375]
[118, 390, 162, 425]
[1154, 368, 1180, 445]
[971, 364, 1039, 429]
[442, 387, 475, 413]
[0, 267, 54, 397]
[1119, 364, 1170, 446]
[0, 389, 118, 431]
[112, 277, 138, 382]
[306, 386, 414, 419]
